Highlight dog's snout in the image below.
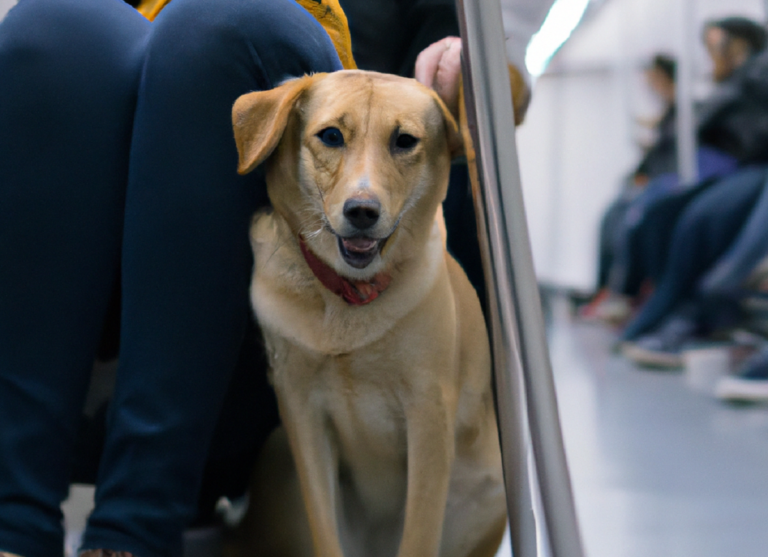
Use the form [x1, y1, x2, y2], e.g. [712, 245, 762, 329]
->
[343, 198, 381, 230]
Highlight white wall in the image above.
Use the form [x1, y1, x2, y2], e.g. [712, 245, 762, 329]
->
[518, 0, 766, 292]
[0, 0, 16, 20]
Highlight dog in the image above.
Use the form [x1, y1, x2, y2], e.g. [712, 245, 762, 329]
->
[230, 70, 506, 557]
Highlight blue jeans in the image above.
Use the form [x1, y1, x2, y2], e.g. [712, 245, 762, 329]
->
[0, 1, 340, 556]
[607, 147, 738, 295]
[621, 165, 768, 340]
[699, 171, 768, 296]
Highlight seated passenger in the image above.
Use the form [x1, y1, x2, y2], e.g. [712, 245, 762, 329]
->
[587, 54, 678, 323]
[590, 17, 768, 331]
[621, 143, 768, 367]
[621, 166, 768, 367]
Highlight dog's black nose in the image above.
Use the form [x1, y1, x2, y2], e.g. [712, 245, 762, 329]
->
[343, 198, 381, 230]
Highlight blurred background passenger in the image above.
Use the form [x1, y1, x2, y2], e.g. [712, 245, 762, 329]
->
[587, 17, 768, 337]
[614, 17, 768, 376]
[698, 16, 768, 162]
[587, 54, 678, 323]
[635, 54, 679, 182]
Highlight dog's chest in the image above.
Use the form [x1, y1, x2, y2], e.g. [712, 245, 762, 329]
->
[270, 343, 410, 507]
[308, 353, 408, 455]
[321, 357, 410, 513]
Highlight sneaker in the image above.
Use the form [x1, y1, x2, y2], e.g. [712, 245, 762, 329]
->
[579, 289, 632, 325]
[621, 314, 700, 369]
[716, 347, 768, 403]
[716, 376, 768, 402]
[622, 339, 685, 368]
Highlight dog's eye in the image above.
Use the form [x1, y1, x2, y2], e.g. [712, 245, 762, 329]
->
[317, 127, 345, 147]
[394, 133, 419, 150]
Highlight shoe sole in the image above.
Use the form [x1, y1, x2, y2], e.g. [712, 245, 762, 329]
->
[621, 342, 683, 369]
[715, 377, 768, 402]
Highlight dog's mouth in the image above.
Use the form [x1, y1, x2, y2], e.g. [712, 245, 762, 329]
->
[338, 235, 388, 269]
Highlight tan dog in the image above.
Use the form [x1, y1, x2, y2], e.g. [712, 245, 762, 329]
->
[230, 70, 506, 557]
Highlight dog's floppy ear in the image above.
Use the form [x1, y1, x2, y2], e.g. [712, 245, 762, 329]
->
[232, 75, 318, 175]
[427, 89, 464, 160]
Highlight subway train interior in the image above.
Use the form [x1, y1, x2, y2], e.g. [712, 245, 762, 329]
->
[3, 0, 768, 556]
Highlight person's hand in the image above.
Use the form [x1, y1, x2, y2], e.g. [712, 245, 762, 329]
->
[415, 37, 462, 119]
[416, 36, 531, 126]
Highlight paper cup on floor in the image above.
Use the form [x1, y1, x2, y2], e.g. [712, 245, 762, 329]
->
[683, 347, 731, 394]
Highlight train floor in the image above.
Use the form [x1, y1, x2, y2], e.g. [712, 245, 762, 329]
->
[61, 293, 768, 557]
[546, 293, 768, 557]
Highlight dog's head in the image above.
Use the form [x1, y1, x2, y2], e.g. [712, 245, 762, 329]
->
[233, 70, 460, 279]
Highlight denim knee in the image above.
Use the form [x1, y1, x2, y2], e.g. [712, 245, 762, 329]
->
[148, 0, 341, 91]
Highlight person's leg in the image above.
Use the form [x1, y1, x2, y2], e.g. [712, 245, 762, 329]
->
[606, 212, 635, 295]
[621, 166, 768, 340]
[606, 175, 679, 297]
[82, 2, 341, 556]
[634, 178, 718, 285]
[699, 173, 768, 296]
[0, 2, 149, 556]
[637, 146, 738, 284]
[194, 315, 279, 526]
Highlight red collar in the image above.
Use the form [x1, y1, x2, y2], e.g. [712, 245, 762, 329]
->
[298, 237, 391, 305]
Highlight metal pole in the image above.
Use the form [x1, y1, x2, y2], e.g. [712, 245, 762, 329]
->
[455, 1, 585, 557]
[676, 0, 698, 184]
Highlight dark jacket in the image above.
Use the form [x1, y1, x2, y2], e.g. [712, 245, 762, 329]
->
[339, 0, 459, 77]
[636, 105, 678, 179]
[698, 51, 768, 163]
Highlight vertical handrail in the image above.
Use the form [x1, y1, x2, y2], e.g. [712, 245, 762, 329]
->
[455, 1, 585, 557]
[676, 0, 698, 184]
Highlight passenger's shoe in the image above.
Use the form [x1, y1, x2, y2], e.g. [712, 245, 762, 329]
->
[622, 339, 684, 368]
[1, 552, 25, 557]
[716, 347, 768, 403]
[579, 289, 632, 326]
[79, 551, 137, 557]
[621, 314, 700, 369]
[716, 376, 768, 402]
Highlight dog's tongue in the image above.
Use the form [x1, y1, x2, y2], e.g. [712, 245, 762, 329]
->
[342, 237, 378, 253]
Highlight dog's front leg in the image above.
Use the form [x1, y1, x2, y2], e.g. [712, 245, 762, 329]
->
[274, 377, 344, 557]
[397, 394, 456, 557]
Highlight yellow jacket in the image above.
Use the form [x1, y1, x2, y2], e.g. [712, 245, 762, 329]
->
[135, 0, 357, 70]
